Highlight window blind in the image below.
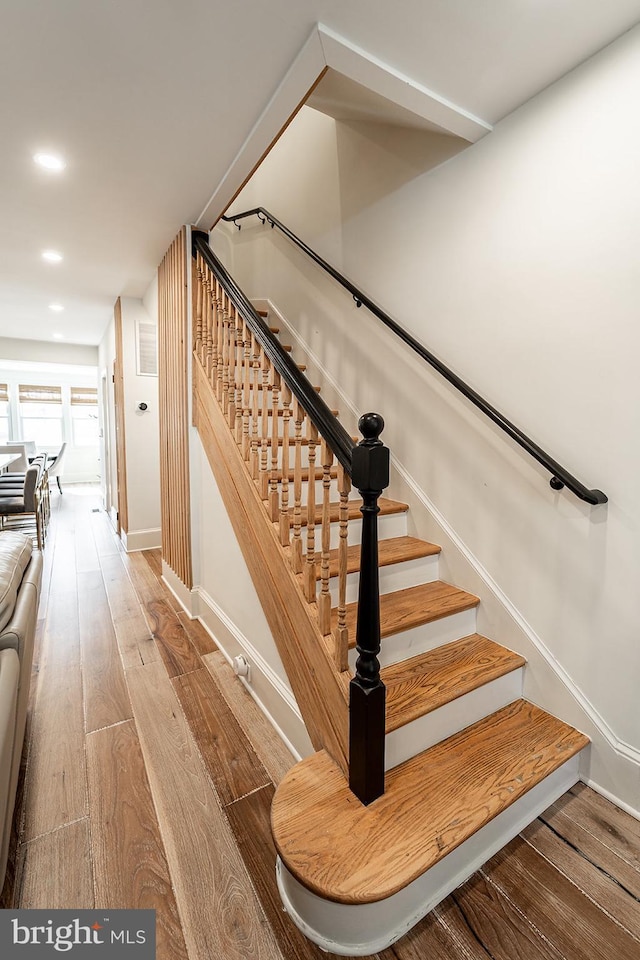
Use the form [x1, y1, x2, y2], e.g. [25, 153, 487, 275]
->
[70, 386, 98, 405]
[19, 384, 62, 404]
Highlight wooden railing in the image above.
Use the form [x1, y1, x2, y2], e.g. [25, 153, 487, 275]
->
[192, 230, 387, 804]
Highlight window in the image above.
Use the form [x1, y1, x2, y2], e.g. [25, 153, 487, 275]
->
[0, 384, 8, 442]
[19, 384, 63, 449]
[70, 386, 99, 446]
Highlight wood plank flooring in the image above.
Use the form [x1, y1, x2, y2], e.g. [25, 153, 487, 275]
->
[1, 486, 639, 960]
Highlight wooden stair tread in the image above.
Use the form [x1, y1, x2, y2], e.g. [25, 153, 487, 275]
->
[271, 699, 589, 904]
[332, 580, 479, 646]
[311, 536, 441, 580]
[383, 635, 526, 733]
[297, 498, 408, 528]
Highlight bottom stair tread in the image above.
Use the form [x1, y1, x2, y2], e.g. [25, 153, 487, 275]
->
[271, 699, 589, 905]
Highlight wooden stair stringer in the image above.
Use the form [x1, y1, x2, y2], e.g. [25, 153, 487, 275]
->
[193, 356, 349, 772]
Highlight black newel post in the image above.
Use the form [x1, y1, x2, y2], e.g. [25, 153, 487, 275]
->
[349, 412, 389, 805]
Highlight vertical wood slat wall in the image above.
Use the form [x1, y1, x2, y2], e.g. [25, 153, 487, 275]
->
[158, 227, 193, 588]
[113, 297, 129, 536]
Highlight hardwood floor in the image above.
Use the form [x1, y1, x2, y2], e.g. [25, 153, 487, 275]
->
[2, 486, 639, 959]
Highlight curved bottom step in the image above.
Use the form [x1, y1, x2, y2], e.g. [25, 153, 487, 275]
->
[276, 755, 583, 956]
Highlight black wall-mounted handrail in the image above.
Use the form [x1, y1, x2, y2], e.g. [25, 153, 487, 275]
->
[192, 230, 356, 473]
[221, 207, 607, 506]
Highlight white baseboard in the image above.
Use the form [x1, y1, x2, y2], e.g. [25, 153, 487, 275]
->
[120, 527, 161, 552]
[161, 561, 194, 615]
[192, 586, 311, 760]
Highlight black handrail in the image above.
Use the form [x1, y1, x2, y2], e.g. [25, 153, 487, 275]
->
[221, 207, 607, 506]
[192, 230, 356, 472]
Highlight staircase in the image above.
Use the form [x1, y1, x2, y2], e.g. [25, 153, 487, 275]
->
[190, 236, 589, 956]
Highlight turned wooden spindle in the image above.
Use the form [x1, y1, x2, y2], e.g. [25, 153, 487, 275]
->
[279, 384, 292, 547]
[269, 370, 281, 522]
[208, 276, 219, 389]
[221, 289, 231, 415]
[291, 397, 304, 574]
[259, 348, 271, 500]
[334, 463, 351, 672]
[241, 316, 252, 454]
[232, 308, 243, 438]
[304, 421, 318, 602]
[250, 332, 261, 478]
[193, 257, 203, 356]
[318, 439, 333, 636]
[215, 279, 224, 402]
[204, 270, 214, 380]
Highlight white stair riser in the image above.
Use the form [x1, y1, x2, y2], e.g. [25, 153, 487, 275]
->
[385, 671, 524, 771]
[322, 554, 440, 607]
[350, 607, 478, 672]
[276, 754, 585, 956]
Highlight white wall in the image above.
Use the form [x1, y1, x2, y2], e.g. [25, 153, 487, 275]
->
[98, 297, 161, 549]
[119, 296, 160, 549]
[218, 27, 640, 808]
[98, 317, 118, 522]
[189, 429, 311, 757]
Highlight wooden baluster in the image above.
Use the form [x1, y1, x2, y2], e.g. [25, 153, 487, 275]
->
[215, 279, 224, 401]
[279, 384, 292, 546]
[204, 272, 214, 379]
[269, 370, 281, 521]
[208, 277, 218, 389]
[227, 303, 237, 428]
[317, 439, 333, 636]
[221, 289, 231, 415]
[233, 307, 244, 439]
[290, 397, 304, 574]
[334, 464, 351, 671]
[241, 316, 252, 456]
[250, 332, 261, 478]
[259, 348, 271, 500]
[193, 256, 203, 357]
[349, 412, 389, 806]
[304, 421, 318, 602]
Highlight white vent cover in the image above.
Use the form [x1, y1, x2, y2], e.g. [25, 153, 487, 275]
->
[136, 320, 158, 376]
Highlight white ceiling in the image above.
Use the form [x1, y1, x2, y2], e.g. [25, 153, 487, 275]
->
[1, 1, 638, 347]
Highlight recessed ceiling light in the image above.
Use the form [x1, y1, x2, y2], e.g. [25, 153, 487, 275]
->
[52, 333, 64, 340]
[42, 250, 63, 263]
[34, 152, 66, 172]
[49, 303, 64, 312]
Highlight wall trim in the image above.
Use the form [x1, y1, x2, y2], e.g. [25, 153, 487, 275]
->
[120, 526, 162, 552]
[159, 557, 309, 759]
[194, 585, 309, 760]
[585, 777, 640, 822]
[161, 560, 195, 615]
[259, 297, 640, 776]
